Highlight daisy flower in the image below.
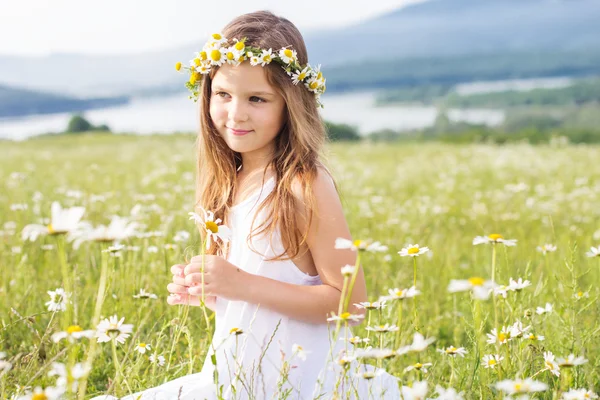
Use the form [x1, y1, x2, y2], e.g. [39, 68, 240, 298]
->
[207, 47, 227, 66]
[495, 378, 548, 395]
[278, 48, 298, 64]
[482, 354, 504, 369]
[229, 327, 244, 336]
[189, 208, 231, 250]
[149, 354, 165, 366]
[537, 244, 557, 254]
[401, 381, 428, 400]
[354, 300, 386, 310]
[536, 303, 553, 315]
[205, 33, 227, 48]
[292, 344, 309, 361]
[326, 312, 364, 323]
[51, 325, 95, 343]
[334, 237, 387, 252]
[380, 286, 420, 301]
[136, 343, 151, 354]
[437, 346, 468, 357]
[260, 48, 273, 66]
[561, 388, 598, 399]
[397, 332, 436, 354]
[398, 244, 430, 257]
[557, 354, 588, 367]
[45, 288, 71, 312]
[249, 54, 262, 66]
[585, 246, 600, 258]
[447, 277, 497, 300]
[434, 385, 465, 400]
[21, 201, 85, 241]
[507, 277, 532, 291]
[574, 291, 590, 300]
[365, 324, 399, 333]
[509, 320, 532, 339]
[133, 289, 158, 299]
[15, 386, 64, 400]
[543, 351, 560, 377]
[291, 66, 311, 85]
[404, 362, 433, 374]
[486, 327, 511, 345]
[473, 234, 517, 246]
[526, 333, 545, 341]
[493, 284, 509, 298]
[340, 264, 355, 277]
[95, 315, 133, 344]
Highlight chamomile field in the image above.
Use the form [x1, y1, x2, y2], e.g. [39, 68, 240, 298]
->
[1, 133, 599, 399]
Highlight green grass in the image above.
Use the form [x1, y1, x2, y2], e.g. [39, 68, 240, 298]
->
[1, 133, 599, 399]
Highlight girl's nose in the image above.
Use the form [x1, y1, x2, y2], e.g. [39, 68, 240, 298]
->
[228, 99, 249, 123]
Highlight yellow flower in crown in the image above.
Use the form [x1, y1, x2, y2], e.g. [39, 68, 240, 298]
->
[176, 33, 326, 107]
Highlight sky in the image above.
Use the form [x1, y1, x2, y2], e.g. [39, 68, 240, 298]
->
[0, 0, 427, 56]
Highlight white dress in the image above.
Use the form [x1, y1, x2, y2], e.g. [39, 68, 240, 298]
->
[92, 176, 400, 400]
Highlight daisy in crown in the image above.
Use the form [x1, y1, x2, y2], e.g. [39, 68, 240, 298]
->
[175, 33, 327, 107]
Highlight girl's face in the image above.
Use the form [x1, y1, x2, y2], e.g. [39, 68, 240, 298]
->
[210, 62, 287, 161]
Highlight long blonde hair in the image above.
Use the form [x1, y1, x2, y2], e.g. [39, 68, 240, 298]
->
[195, 10, 336, 261]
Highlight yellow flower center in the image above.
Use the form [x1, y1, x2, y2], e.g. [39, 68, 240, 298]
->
[229, 327, 243, 335]
[317, 71, 323, 80]
[210, 49, 222, 61]
[468, 277, 485, 286]
[414, 363, 423, 369]
[175, 62, 182, 71]
[408, 247, 419, 254]
[447, 347, 457, 353]
[226, 52, 235, 60]
[199, 51, 207, 61]
[488, 233, 503, 241]
[235, 42, 245, 51]
[263, 55, 272, 63]
[298, 72, 307, 81]
[353, 239, 362, 247]
[47, 224, 55, 234]
[340, 312, 351, 320]
[284, 49, 293, 58]
[193, 58, 200, 66]
[32, 394, 48, 400]
[488, 359, 497, 366]
[498, 333, 508, 342]
[189, 73, 199, 85]
[212, 33, 222, 40]
[67, 325, 82, 334]
[309, 81, 319, 90]
[296, 345, 303, 351]
[205, 221, 218, 234]
[577, 291, 583, 297]
[395, 290, 403, 297]
[139, 343, 147, 348]
[514, 383, 522, 392]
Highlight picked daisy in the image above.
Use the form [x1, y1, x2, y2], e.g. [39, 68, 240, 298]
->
[543, 351, 560, 377]
[45, 288, 71, 312]
[95, 315, 133, 344]
[229, 327, 244, 336]
[260, 48, 273, 66]
[51, 325, 95, 343]
[291, 66, 311, 85]
[437, 346, 468, 357]
[448, 277, 497, 300]
[482, 354, 504, 369]
[136, 343, 151, 354]
[537, 244, 557, 254]
[585, 246, 600, 258]
[473, 234, 517, 246]
[21, 201, 85, 241]
[399, 244, 430, 257]
[133, 289, 158, 299]
[495, 378, 548, 395]
[557, 354, 588, 367]
[189, 208, 232, 250]
[278, 48, 298, 64]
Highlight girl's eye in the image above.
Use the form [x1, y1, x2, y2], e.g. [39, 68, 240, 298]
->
[250, 96, 266, 103]
[215, 91, 230, 98]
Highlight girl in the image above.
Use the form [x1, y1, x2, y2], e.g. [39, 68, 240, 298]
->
[95, 10, 399, 400]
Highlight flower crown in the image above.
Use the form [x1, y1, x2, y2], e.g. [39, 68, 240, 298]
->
[175, 33, 326, 107]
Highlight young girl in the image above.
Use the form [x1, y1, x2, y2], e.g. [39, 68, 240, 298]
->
[95, 10, 399, 400]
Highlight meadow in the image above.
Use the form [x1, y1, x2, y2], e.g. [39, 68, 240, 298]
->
[1, 133, 599, 399]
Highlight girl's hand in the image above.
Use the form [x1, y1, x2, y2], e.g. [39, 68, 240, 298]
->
[183, 255, 247, 301]
[167, 263, 216, 310]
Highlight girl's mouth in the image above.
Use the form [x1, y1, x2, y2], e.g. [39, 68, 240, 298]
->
[228, 127, 253, 136]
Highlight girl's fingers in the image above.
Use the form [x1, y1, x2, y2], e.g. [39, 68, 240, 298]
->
[167, 293, 201, 307]
[184, 272, 205, 286]
[167, 283, 189, 294]
[172, 275, 187, 286]
[187, 285, 212, 296]
[170, 264, 186, 276]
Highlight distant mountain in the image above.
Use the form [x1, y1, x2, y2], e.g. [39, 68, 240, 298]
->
[0, 84, 129, 118]
[0, 0, 598, 99]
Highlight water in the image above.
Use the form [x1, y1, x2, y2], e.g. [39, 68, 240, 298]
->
[0, 90, 506, 141]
